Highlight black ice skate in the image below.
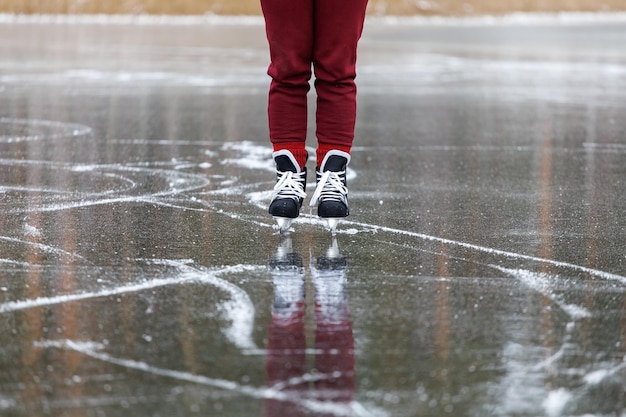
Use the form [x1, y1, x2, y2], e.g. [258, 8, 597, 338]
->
[269, 150, 307, 233]
[310, 150, 350, 233]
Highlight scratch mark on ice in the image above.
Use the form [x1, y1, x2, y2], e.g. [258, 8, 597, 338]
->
[0, 236, 84, 260]
[342, 220, 626, 284]
[0, 260, 260, 351]
[34, 339, 387, 417]
[492, 267, 591, 320]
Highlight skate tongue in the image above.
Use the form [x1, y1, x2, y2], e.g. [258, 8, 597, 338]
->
[273, 149, 307, 173]
[319, 150, 350, 172]
[274, 155, 299, 173]
[321, 155, 347, 172]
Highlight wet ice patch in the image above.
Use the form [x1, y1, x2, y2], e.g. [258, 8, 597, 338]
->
[493, 267, 591, 320]
[1, 158, 210, 214]
[34, 339, 107, 352]
[492, 342, 550, 416]
[23, 223, 41, 237]
[0, 258, 30, 267]
[222, 157, 273, 171]
[0, 396, 17, 410]
[0, 13, 266, 26]
[200, 266, 260, 351]
[221, 141, 274, 172]
[0, 271, 192, 314]
[584, 142, 626, 153]
[0, 70, 258, 88]
[246, 190, 273, 210]
[4, 11, 626, 26]
[1, 260, 259, 351]
[584, 360, 626, 386]
[0, 118, 92, 143]
[70, 164, 97, 172]
[0, 236, 84, 260]
[359, 49, 626, 104]
[343, 219, 626, 284]
[37, 338, 385, 417]
[369, 12, 626, 26]
[543, 389, 573, 417]
[584, 369, 610, 385]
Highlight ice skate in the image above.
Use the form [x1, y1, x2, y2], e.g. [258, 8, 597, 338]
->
[310, 150, 350, 233]
[268, 150, 307, 233]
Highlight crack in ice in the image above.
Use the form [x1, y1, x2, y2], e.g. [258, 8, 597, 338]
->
[0, 260, 260, 352]
[34, 339, 386, 417]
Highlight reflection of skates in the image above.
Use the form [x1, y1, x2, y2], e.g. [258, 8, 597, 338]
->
[312, 237, 349, 324]
[267, 236, 307, 417]
[312, 237, 354, 403]
[315, 236, 348, 272]
[269, 236, 305, 322]
[266, 236, 354, 416]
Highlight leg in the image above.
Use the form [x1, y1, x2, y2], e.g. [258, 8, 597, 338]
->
[261, 0, 314, 167]
[309, 0, 367, 228]
[313, 0, 368, 164]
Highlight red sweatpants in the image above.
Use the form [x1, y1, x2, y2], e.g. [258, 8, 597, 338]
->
[261, 0, 368, 167]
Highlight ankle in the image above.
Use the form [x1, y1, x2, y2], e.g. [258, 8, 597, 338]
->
[273, 143, 308, 169]
[316, 145, 351, 169]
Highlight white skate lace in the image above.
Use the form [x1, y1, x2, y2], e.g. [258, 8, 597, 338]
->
[309, 170, 348, 208]
[271, 170, 307, 202]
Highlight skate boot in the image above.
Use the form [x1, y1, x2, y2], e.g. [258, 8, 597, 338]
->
[269, 150, 307, 233]
[310, 150, 350, 233]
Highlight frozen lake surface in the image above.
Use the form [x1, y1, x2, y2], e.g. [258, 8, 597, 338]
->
[1, 14, 626, 417]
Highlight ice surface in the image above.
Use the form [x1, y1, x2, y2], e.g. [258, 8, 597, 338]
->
[0, 16, 625, 417]
[2, 11, 626, 26]
[544, 389, 573, 417]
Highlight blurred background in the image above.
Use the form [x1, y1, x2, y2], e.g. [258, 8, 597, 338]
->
[3, 0, 626, 15]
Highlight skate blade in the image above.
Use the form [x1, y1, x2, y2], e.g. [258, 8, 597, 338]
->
[325, 218, 341, 234]
[274, 217, 293, 233]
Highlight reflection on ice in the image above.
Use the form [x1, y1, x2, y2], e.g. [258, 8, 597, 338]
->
[267, 237, 363, 416]
[495, 267, 591, 319]
[2, 11, 626, 26]
[0, 260, 259, 350]
[1, 17, 625, 417]
[0, 117, 92, 143]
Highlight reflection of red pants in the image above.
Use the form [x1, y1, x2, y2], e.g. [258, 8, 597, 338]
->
[313, 317, 355, 403]
[260, 0, 369, 164]
[266, 306, 307, 417]
[266, 305, 354, 416]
